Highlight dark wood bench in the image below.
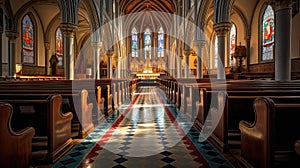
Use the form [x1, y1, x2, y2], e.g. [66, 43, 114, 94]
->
[239, 97, 300, 167]
[0, 88, 94, 139]
[0, 102, 35, 168]
[0, 94, 73, 164]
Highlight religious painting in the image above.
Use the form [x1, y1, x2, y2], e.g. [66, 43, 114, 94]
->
[262, 5, 275, 61]
[144, 28, 152, 59]
[22, 14, 34, 64]
[131, 28, 138, 57]
[230, 24, 237, 66]
[158, 27, 164, 57]
[56, 27, 63, 66]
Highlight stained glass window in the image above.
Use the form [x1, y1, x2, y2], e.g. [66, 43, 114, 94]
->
[262, 5, 275, 61]
[158, 27, 164, 57]
[131, 28, 138, 57]
[214, 36, 218, 68]
[230, 23, 237, 66]
[22, 14, 34, 64]
[144, 28, 152, 59]
[56, 28, 63, 66]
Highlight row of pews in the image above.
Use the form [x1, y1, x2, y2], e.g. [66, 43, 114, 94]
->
[157, 78, 300, 168]
[0, 78, 139, 167]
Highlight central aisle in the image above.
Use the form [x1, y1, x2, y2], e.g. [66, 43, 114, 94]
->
[54, 86, 233, 168]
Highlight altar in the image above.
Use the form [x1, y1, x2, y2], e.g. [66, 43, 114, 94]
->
[136, 67, 160, 79]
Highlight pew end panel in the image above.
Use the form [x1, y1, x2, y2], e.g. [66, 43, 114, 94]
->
[0, 102, 35, 168]
[239, 97, 274, 168]
[47, 95, 73, 163]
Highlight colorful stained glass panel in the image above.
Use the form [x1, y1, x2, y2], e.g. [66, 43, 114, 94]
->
[158, 27, 164, 57]
[22, 15, 34, 64]
[230, 24, 237, 66]
[131, 28, 138, 57]
[56, 28, 63, 66]
[262, 5, 275, 61]
[144, 28, 152, 59]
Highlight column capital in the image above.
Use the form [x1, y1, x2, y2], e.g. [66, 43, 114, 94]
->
[183, 50, 191, 57]
[60, 23, 78, 36]
[5, 31, 19, 41]
[107, 50, 114, 57]
[91, 42, 102, 49]
[213, 22, 231, 36]
[44, 42, 50, 50]
[267, 0, 293, 10]
[192, 40, 206, 48]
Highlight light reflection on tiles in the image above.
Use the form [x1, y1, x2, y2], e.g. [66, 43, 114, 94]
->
[54, 86, 234, 168]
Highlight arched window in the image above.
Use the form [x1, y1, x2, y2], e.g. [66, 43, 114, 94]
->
[214, 36, 218, 69]
[144, 28, 152, 59]
[262, 5, 275, 61]
[158, 27, 164, 57]
[22, 14, 34, 64]
[56, 27, 63, 66]
[131, 27, 138, 57]
[230, 23, 237, 66]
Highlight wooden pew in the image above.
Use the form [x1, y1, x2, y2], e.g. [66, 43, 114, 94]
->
[0, 95, 73, 164]
[0, 78, 134, 122]
[0, 102, 35, 168]
[207, 92, 300, 152]
[239, 97, 300, 168]
[0, 88, 94, 139]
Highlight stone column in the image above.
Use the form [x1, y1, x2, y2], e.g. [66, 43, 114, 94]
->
[44, 42, 51, 75]
[107, 50, 114, 78]
[0, 28, 3, 76]
[117, 57, 121, 78]
[246, 36, 251, 72]
[153, 32, 157, 60]
[6, 31, 19, 77]
[139, 33, 143, 59]
[0, 8, 3, 76]
[177, 55, 183, 78]
[213, 22, 231, 80]
[60, 23, 78, 80]
[193, 40, 206, 78]
[91, 42, 102, 79]
[184, 50, 191, 78]
[273, 0, 293, 81]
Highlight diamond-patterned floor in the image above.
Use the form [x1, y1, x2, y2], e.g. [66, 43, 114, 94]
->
[54, 86, 234, 168]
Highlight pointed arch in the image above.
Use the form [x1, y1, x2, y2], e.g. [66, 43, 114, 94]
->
[261, 5, 275, 61]
[131, 27, 138, 57]
[158, 27, 165, 58]
[22, 14, 35, 64]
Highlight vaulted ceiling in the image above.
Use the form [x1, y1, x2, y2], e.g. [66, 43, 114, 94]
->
[120, 0, 176, 14]
[119, 0, 176, 33]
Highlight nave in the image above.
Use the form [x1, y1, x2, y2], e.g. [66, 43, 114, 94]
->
[54, 86, 233, 168]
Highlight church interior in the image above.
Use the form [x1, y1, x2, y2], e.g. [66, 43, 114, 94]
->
[1, 0, 300, 167]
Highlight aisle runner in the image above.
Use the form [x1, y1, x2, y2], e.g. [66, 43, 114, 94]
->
[54, 87, 233, 168]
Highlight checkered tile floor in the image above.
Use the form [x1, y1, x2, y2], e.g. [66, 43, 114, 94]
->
[54, 87, 234, 168]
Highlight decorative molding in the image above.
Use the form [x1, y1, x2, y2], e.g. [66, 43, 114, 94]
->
[91, 42, 103, 49]
[107, 50, 114, 57]
[60, 23, 78, 36]
[213, 22, 231, 36]
[183, 50, 191, 56]
[192, 40, 206, 48]
[268, 0, 293, 11]
[44, 42, 50, 50]
[5, 31, 19, 40]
